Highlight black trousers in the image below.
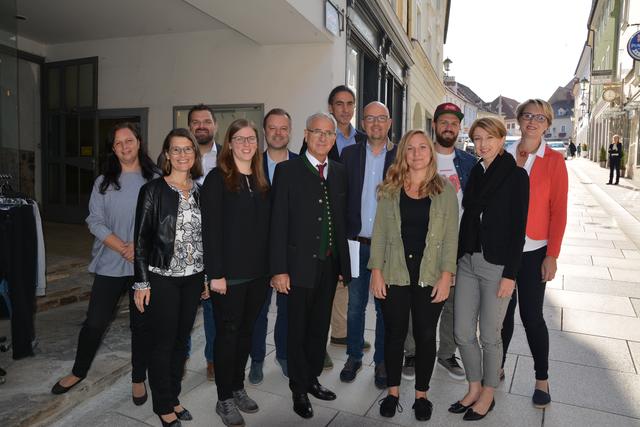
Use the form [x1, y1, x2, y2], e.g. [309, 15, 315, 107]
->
[211, 277, 268, 400]
[501, 246, 549, 380]
[0, 205, 37, 359]
[287, 257, 338, 395]
[380, 284, 444, 391]
[147, 271, 204, 415]
[72, 275, 150, 382]
[609, 156, 621, 184]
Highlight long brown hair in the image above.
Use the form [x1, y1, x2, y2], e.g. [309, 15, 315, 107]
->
[377, 129, 444, 199]
[218, 119, 269, 194]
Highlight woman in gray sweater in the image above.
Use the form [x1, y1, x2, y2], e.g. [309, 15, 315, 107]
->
[51, 123, 158, 406]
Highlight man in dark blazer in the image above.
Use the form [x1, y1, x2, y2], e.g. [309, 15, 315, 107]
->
[248, 108, 298, 385]
[339, 101, 396, 389]
[270, 112, 351, 419]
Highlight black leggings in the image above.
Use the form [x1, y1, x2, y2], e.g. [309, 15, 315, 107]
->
[380, 284, 444, 391]
[501, 246, 549, 380]
[72, 275, 150, 382]
[211, 278, 268, 400]
[147, 271, 204, 415]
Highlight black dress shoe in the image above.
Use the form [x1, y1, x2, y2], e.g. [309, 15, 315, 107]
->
[51, 377, 85, 395]
[293, 393, 313, 418]
[175, 407, 193, 421]
[132, 382, 148, 406]
[158, 415, 181, 427]
[448, 400, 473, 414]
[413, 398, 433, 421]
[308, 382, 336, 401]
[463, 399, 495, 421]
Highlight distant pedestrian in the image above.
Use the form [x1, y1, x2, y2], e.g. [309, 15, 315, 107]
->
[451, 117, 529, 421]
[607, 134, 623, 185]
[502, 99, 568, 410]
[133, 128, 205, 426]
[568, 141, 576, 159]
[51, 123, 157, 407]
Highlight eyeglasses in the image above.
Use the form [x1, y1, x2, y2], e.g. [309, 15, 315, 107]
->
[231, 135, 258, 145]
[168, 146, 195, 156]
[364, 115, 390, 123]
[307, 129, 337, 138]
[520, 113, 547, 123]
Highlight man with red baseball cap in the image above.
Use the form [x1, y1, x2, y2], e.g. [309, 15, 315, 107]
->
[402, 102, 476, 382]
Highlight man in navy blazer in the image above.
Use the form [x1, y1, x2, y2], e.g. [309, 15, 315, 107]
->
[248, 108, 298, 385]
[339, 101, 397, 389]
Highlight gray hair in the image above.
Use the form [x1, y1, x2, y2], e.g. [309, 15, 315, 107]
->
[306, 112, 337, 130]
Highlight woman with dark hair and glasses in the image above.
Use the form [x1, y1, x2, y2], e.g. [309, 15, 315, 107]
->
[201, 119, 270, 427]
[52, 123, 158, 405]
[133, 128, 205, 427]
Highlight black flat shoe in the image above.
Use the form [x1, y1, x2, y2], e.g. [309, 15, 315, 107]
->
[132, 382, 147, 406]
[533, 385, 551, 408]
[379, 395, 403, 418]
[449, 400, 473, 414]
[293, 393, 313, 418]
[175, 407, 193, 421]
[413, 398, 433, 421]
[308, 382, 336, 401]
[51, 377, 84, 395]
[463, 399, 495, 421]
[158, 415, 181, 427]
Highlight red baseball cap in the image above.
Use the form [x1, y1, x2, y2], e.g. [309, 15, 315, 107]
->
[434, 103, 464, 121]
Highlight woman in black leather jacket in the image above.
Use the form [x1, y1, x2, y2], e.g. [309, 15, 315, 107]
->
[133, 128, 204, 427]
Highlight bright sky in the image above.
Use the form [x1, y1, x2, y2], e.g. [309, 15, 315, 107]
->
[444, 0, 593, 104]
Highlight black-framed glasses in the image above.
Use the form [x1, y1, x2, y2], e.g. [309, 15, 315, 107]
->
[231, 135, 258, 145]
[168, 146, 195, 156]
[520, 113, 547, 123]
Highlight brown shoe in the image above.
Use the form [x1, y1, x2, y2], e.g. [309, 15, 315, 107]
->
[207, 362, 215, 381]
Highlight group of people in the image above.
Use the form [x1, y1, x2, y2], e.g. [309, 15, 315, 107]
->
[49, 85, 568, 427]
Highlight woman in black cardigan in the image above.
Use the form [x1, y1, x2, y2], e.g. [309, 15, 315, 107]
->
[607, 134, 623, 185]
[201, 119, 271, 427]
[449, 118, 529, 421]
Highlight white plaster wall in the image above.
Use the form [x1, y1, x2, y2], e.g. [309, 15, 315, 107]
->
[42, 28, 346, 156]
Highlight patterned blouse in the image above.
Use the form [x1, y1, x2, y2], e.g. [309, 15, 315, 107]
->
[149, 183, 204, 278]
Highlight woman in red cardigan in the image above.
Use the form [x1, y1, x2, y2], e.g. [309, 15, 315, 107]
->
[501, 99, 568, 409]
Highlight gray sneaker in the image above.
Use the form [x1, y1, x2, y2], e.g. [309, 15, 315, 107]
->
[402, 355, 415, 380]
[232, 388, 259, 413]
[437, 355, 465, 380]
[216, 398, 245, 426]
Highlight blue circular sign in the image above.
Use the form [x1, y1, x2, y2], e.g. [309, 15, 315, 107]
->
[628, 30, 640, 60]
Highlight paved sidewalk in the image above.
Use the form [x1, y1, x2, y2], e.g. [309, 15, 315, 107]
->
[2, 158, 640, 426]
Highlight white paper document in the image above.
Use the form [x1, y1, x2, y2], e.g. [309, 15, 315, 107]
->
[348, 239, 360, 278]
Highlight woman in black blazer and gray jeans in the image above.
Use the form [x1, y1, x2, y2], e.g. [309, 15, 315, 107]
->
[201, 119, 271, 427]
[449, 118, 529, 421]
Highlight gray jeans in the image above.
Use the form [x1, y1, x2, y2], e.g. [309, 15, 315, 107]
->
[453, 253, 510, 388]
[404, 285, 457, 359]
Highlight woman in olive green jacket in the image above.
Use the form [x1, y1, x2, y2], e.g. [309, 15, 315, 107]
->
[369, 129, 458, 421]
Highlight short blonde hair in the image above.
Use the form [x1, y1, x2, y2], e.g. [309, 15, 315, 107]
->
[469, 117, 507, 141]
[516, 99, 554, 127]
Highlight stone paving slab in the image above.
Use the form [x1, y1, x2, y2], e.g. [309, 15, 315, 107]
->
[544, 288, 636, 316]
[610, 268, 640, 283]
[556, 264, 611, 280]
[511, 356, 640, 419]
[563, 276, 640, 298]
[563, 308, 640, 341]
[506, 325, 636, 372]
[544, 401, 640, 427]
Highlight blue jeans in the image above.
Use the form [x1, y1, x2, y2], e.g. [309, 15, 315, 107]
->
[250, 287, 289, 362]
[347, 243, 384, 364]
[202, 298, 215, 363]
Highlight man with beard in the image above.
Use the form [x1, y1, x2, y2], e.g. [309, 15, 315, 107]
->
[248, 108, 298, 384]
[402, 102, 475, 382]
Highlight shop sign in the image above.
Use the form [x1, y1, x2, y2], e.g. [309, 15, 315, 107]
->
[627, 30, 640, 61]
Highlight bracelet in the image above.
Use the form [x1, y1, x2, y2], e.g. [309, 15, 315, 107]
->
[132, 281, 150, 290]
